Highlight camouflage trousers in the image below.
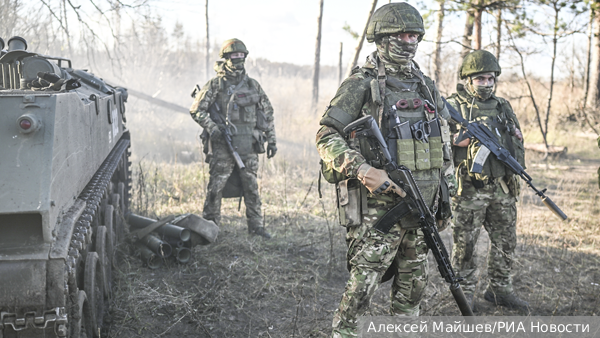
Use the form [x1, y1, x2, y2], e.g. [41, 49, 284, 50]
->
[451, 177, 517, 295]
[203, 149, 263, 230]
[332, 197, 429, 338]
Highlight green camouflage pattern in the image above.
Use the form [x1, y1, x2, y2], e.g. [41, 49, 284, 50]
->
[332, 205, 428, 338]
[447, 85, 524, 183]
[366, 2, 425, 43]
[203, 150, 263, 229]
[318, 51, 446, 338]
[459, 50, 502, 79]
[219, 38, 249, 58]
[451, 178, 517, 294]
[190, 60, 274, 232]
[190, 62, 276, 145]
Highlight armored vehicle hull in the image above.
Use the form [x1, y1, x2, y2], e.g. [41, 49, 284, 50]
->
[0, 36, 130, 337]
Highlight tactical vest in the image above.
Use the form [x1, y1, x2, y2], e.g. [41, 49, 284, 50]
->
[353, 66, 445, 206]
[450, 89, 525, 182]
[215, 76, 268, 157]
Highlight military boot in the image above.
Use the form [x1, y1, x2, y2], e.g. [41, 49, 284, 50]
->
[249, 227, 271, 239]
[484, 289, 529, 312]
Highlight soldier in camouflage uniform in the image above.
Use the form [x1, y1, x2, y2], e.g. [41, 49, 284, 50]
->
[447, 50, 529, 311]
[190, 38, 276, 238]
[315, 4, 454, 337]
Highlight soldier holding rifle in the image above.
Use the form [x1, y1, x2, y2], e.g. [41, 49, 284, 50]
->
[190, 38, 276, 239]
[446, 50, 529, 311]
[316, 4, 464, 337]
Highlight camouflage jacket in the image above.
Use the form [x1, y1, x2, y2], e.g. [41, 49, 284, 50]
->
[189, 61, 276, 145]
[447, 84, 525, 181]
[316, 52, 449, 179]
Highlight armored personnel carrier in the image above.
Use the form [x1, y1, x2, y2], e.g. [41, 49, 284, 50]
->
[0, 36, 130, 337]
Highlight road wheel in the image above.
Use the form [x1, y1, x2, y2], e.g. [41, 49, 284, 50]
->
[95, 226, 111, 299]
[84, 252, 104, 337]
[71, 290, 93, 338]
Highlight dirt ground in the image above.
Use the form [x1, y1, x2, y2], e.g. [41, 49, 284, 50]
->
[106, 150, 600, 338]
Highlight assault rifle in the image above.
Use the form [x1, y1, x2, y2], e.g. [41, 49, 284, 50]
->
[343, 115, 474, 317]
[442, 98, 567, 220]
[208, 102, 245, 170]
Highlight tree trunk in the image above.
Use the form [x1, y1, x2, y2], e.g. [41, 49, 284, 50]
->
[432, 0, 445, 83]
[205, 0, 210, 82]
[473, 2, 483, 50]
[312, 0, 324, 107]
[542, 5, 560, 152]
[582, 6, 594, 109]
[62, 0, 72, 56]
[345, 0, 378, 78]
[338, 42, 343, 84]
[495, 9, 502, 62]
[458, 9, 475, 83]
[586, 1, 600, 109]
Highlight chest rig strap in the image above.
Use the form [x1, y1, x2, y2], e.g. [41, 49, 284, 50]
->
[377, 58, 387, 128]
[225, 74, 248, 129]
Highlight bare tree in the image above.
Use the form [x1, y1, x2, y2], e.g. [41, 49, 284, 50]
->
[205, 0, 210, 82]
[582, 4, 595, 109]
[311, 0, 324, 108]
[495, 8, 502, 61]
[587, 0, 600, 109]
[345, 0, 378, 78]
[432, 0, 446, 83]
[513, 0, 586, 154]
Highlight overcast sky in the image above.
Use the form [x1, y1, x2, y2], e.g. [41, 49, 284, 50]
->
[154, 0, 442, 66]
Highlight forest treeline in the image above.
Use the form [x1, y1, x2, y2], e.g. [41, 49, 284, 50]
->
[2, 0, 600, 152]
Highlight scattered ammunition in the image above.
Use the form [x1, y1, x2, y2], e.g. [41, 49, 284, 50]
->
[175, 247, 192, 264]
[135, 242, 162, 269]
[140, 234, 172, 258]
[128, 213, 191, 241]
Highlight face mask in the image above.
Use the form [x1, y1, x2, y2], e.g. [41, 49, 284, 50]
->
[226, 58, 245, 71]
[377, 36, 418, 75]
[467, 82, 494, 100]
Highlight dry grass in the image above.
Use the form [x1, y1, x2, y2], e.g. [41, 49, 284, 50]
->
[107, 67, 600, 337]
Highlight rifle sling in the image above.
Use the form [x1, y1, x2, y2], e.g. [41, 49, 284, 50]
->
[373, 199, 412, 234]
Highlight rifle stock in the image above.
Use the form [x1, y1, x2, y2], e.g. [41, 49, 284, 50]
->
[208, 103, 245, 170]
[343, 115, 474, 317]
[442, 97, 568, 221]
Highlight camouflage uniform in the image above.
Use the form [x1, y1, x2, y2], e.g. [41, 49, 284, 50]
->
[190, 39, 276, 237]
[315, 4, 452, 337]
[447, 50, 527, 305]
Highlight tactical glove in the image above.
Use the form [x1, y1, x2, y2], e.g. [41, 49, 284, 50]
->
[209, 125, 222, 140]
[267, 143, 277, 158]
[357, 163, 406, 197]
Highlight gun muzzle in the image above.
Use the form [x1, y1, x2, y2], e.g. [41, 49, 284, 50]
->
[135, 242, 163, 269]
[542, 196, 568, 220]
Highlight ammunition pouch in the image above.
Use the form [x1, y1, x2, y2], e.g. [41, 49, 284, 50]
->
[320, 159, 348, 184]
[393, 120, 444, 171]
[436, 175, 452, 221]
[507, 174, 521, 200]
[336, 179, 366, 227]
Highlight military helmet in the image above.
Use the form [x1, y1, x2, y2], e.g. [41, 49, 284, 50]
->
[219, 38, 249, 59]
[459, 50, 501, 79]
[366, 3, 425, 43]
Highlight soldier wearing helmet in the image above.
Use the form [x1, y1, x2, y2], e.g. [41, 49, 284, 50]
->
[315, 3, 454, 337]
[190, 38, 276, 239]
[446, 49, 528, 312]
